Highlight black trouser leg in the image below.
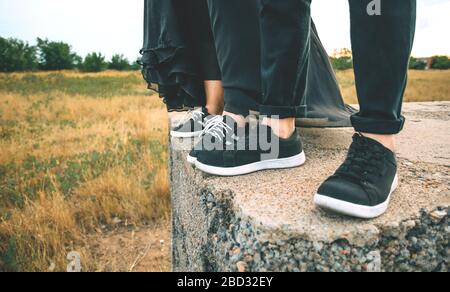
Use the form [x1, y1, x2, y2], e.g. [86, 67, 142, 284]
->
[349, 0, 416, 134]
[257, 0, 312, 119]
[207, 0, 262, 116]
[184, 0, 222, 81]
[158, 0, 222, 109]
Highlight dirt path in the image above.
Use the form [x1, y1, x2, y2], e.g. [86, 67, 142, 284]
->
[90, 221, 171, 272]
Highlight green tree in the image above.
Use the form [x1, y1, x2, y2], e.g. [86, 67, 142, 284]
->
[430, 55, 450, 70]
[36, 38, 80, 70]
[330, 48, 353, 71]
[108, 54, 131, 71]
[330, 56, 353, 71]
[409, 57, 427, 70]
[0, 37, 38, 72]
[81, 52, 107, 72]
[129, 57, 141, 71]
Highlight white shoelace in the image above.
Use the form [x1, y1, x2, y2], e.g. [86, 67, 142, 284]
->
[176, 109, 205, 127]
[200, 116, 233, 142]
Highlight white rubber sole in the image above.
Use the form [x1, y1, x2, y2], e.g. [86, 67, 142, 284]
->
[170, 130, 202, 138]
[314, 174, 399, 219]
[195, 152, 306, 177]
[187, 154, 197, 165]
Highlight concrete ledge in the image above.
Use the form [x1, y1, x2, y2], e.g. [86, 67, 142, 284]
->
[170, 102, 450, 272]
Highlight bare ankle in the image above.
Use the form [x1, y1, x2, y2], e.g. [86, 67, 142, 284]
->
[206, 105, 223, 115]
[361, 132, 396, 152]
[262, 117, 296, 139]
[204, 80, 224, 115]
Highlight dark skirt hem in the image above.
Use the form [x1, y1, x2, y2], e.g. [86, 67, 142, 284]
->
[140, 46, 206, 110]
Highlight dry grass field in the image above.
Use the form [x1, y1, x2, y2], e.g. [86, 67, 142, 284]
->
[0, 69, 449, 272]
[0, 71, 170, 271]
[338, 69, 450, 104]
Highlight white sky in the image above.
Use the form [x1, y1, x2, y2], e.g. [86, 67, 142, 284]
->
[0, 0, 449, 60]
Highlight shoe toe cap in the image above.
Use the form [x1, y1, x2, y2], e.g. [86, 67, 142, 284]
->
[318, 177, 371, 206]
[172, 123, 188, 132]
[197, 150, 224, 167]
[189, 148, 199, 159]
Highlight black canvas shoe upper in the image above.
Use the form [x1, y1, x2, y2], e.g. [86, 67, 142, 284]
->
[318, 134, 398, 207]
[172, 107, 212, 134]
[196, 122, 303, 168]
[188, 148, 199, 160]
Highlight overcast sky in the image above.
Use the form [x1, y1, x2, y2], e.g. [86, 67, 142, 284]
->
[0, 0, 449, 60]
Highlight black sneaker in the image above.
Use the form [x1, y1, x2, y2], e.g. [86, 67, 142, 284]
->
[187, 115, 240, 165]
[194, 119, 306, 176]
[315, 133, 399, 219]
[170, 107, 212, 138]
[187, 149, 199, 165]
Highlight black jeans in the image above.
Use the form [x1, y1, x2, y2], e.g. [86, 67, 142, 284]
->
[185, 0, 221, 81]
[208, 0, 311, 118]
[258, 0, 416, 134]
[207, 0, 262, 116]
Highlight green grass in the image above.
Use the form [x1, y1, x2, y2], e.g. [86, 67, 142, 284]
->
[0, 72, 147, 97]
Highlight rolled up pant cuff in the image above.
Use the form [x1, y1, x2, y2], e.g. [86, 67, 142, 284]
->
[351, 114, 406, 135]
[224, 88, 260, 117]
[259, 105, 304, 119]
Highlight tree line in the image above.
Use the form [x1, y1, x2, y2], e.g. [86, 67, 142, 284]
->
[1, 36, 449, 73]
[329, 48, 450, 71]
[0, 37, 140, 73]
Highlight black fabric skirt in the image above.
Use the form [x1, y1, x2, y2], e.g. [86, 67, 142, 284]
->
[140, 0, 355, 126]
[140, 0, 220, 111]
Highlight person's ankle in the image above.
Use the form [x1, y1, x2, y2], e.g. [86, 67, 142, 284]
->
[206, 105, 224, 116]
[223, 111, 247, 128]
[361, 132, 396, 152]
[262, 117, 296, 139]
